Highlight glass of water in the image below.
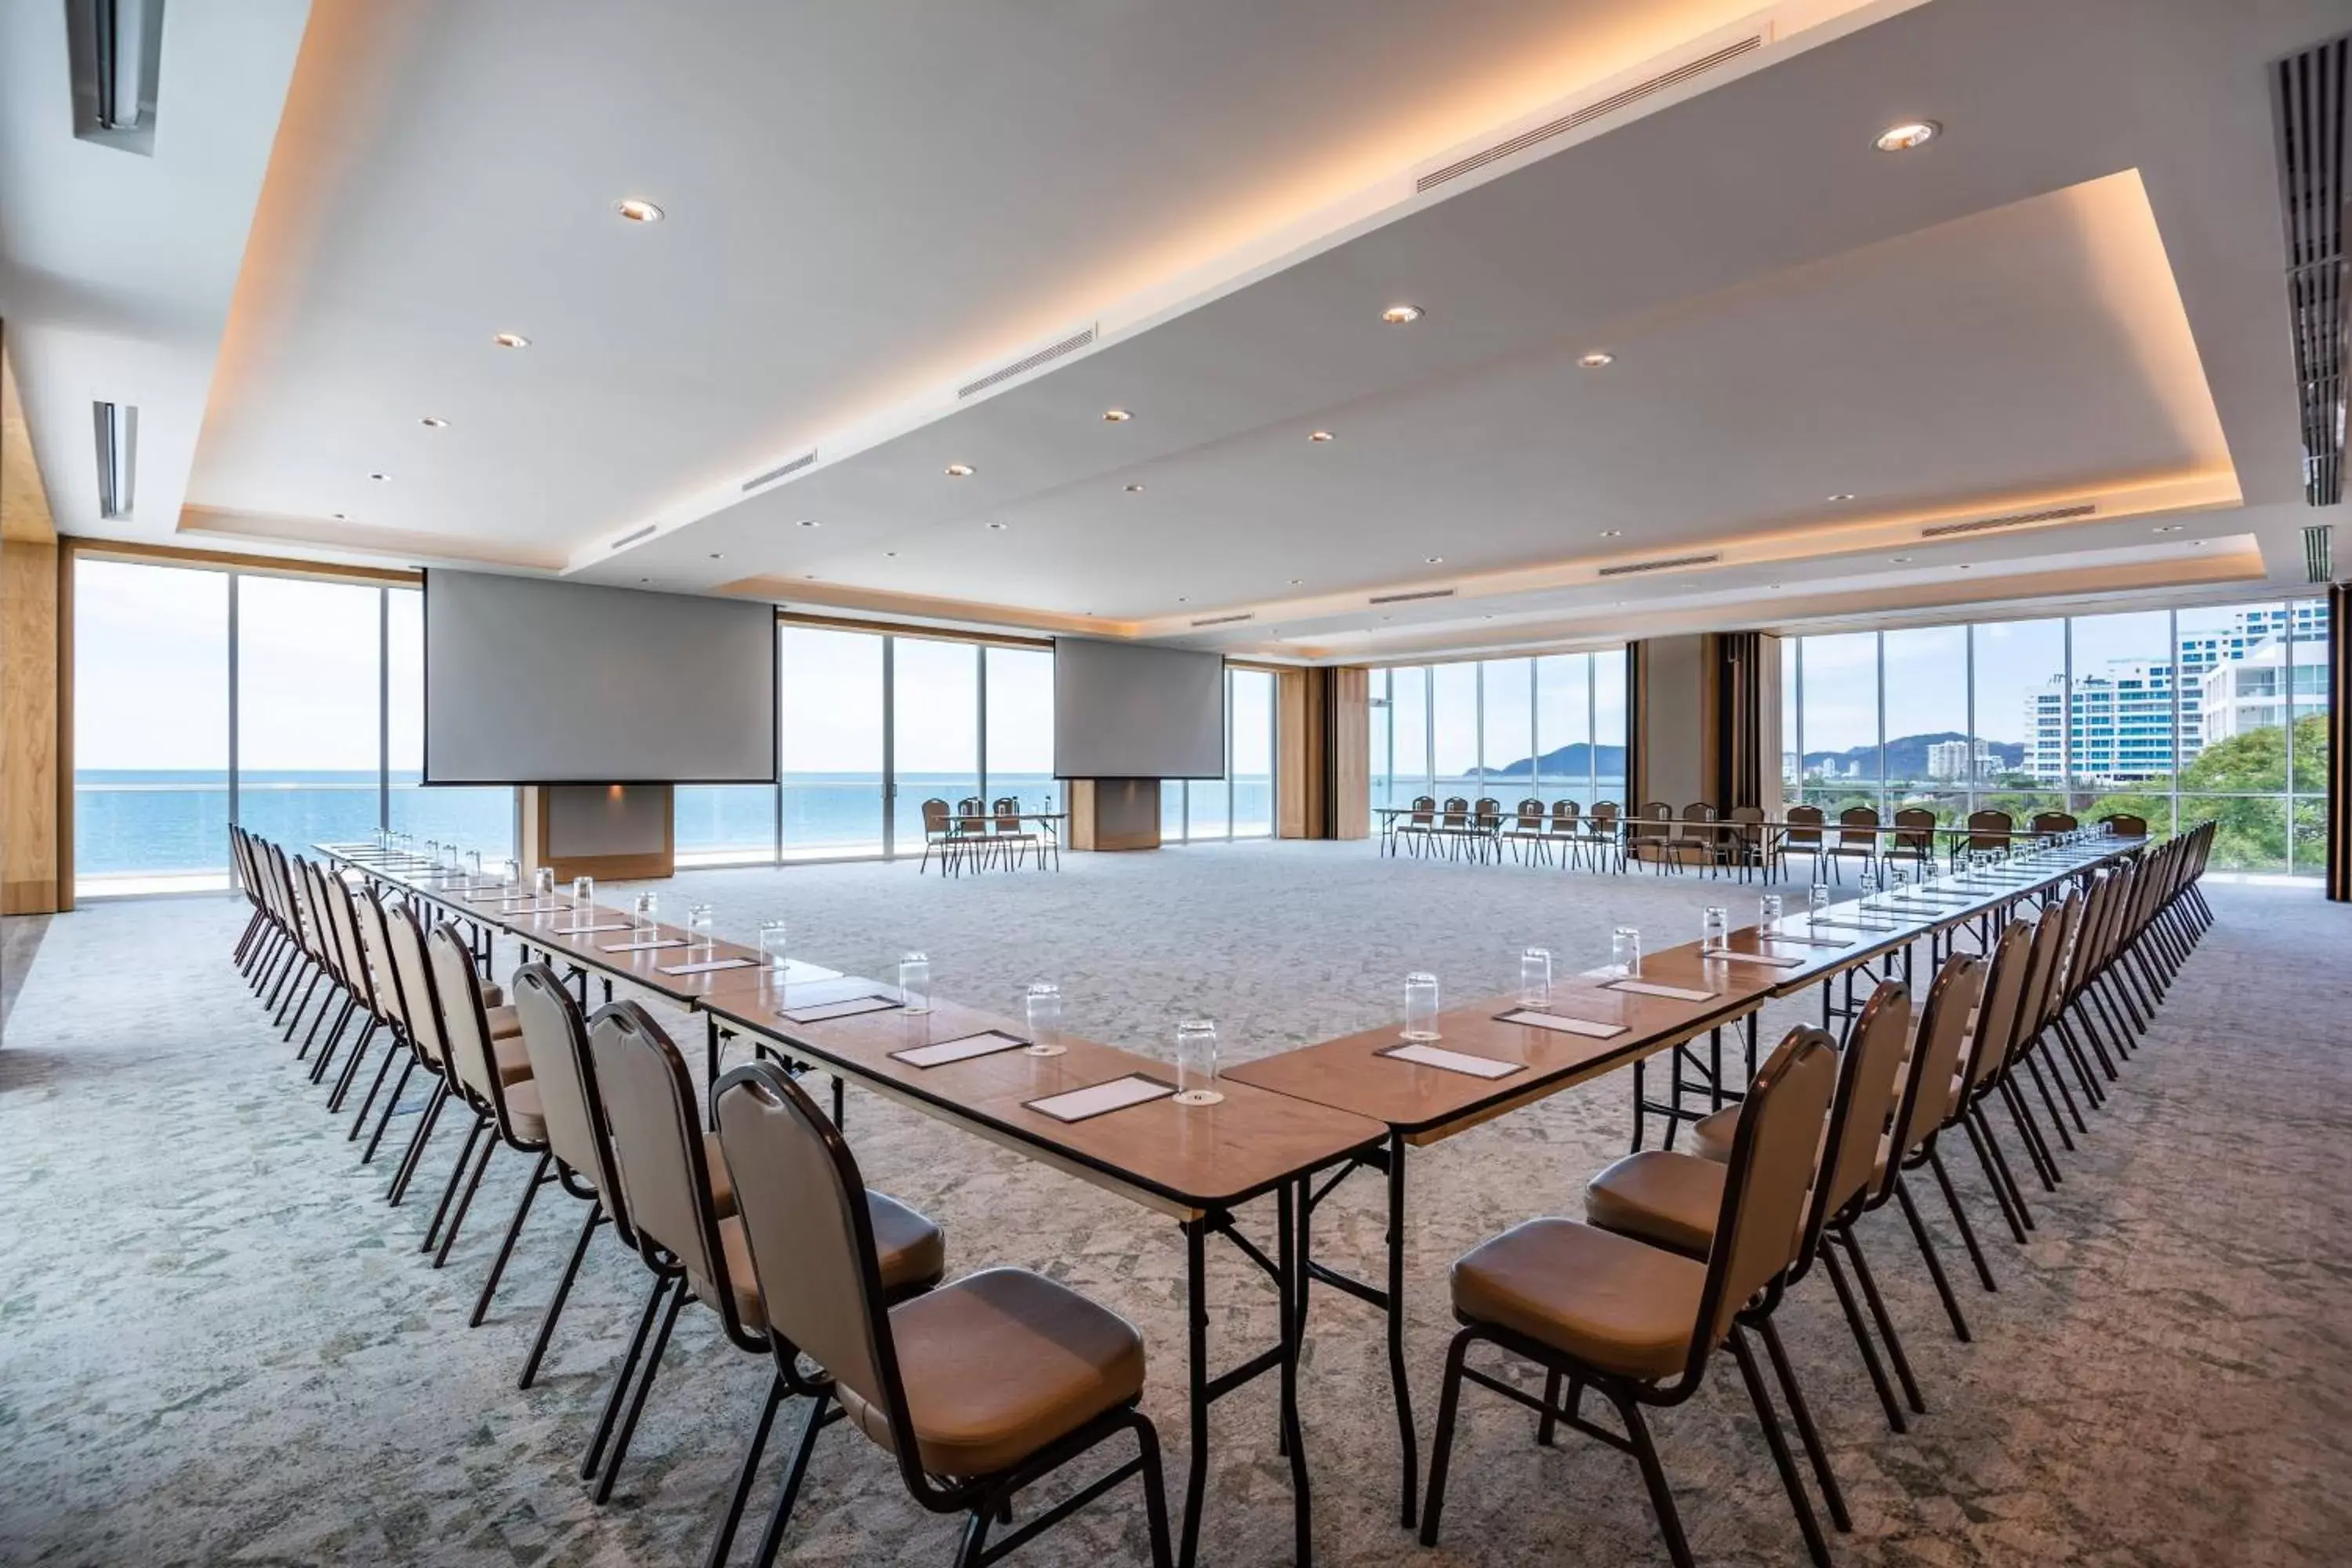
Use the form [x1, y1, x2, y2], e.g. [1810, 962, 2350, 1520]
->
[1809, 880, 1831, 926]
[1023, 982, 1065, 1057]
[1701, 906, 1729, 953]
[1175, 1018, 1222, 1105]
[1857, 862, 1882, 906]
[631, 890, 658, 937]
[757, 920, 789, 970]
[1402, 973, 1441, 1040]
[467, 849, 482, 885]
[533, 866, 556, 911]
[899, 951, 931, 1014]
[1759, 892, 1784, 930]
[572, 876, 595, 920]
[1611, 926, 1642, 979]
[1519, 947, 1552, 1008]
[687, 903, 715, 955]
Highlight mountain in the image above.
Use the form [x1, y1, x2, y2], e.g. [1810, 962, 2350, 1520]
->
[1484, 742, 1628, 779]
[1801, 731, 2027, 778]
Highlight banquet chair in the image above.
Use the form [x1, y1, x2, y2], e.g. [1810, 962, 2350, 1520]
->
[1629, 802, 1678, 873]
[714, 1061, 1168, 1567]
[1396, 796, 1437, 858]
[1726, 805, 1767, 880]
[1825, 807, 1880, 881]
[1673, 802, 1719, 875]
[1955, 808, 2015, 869]
[1420, 1025, 1842, 1566]
[1503, 800, 1551, 866]
[1582, 801, 1625, 873]
[1779, 806, 1828, 883]
[990, 797, 1037, 871]
[1547, 799, 1583, 867]
[2097, 812, 2149, 838]
[426, 924, 556, 1305]
[2029, 810, 2078, 837]
[917, 799, 964, 876]
[1436, 797, 1474, 862]
[1471, 797, 1504, 863]
[1886, 808, 1937, 877]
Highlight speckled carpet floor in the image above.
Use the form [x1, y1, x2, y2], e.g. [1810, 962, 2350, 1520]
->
[2, 842, 2346, 1566]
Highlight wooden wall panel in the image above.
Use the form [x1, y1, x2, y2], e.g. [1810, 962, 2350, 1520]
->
[1331, 666, 1370, 839]
[1, 341, 61, 916]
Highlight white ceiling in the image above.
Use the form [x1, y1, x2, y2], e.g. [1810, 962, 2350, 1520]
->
[2, 0, 2344, 662]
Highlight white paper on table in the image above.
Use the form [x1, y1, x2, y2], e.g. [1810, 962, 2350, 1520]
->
[1497, 1008, 1625, 1039]
[1809, 916, 1907, 931]
[601, 935, 688, 953]
[553, 920, 633, 935]
[1380, 1042, 1526, 1079]
[1025, 1074, 1175, 1123]
[780, 993, 901, 1024]
[1605, 978, 1720, 1002]
[892, 1030, 1031, 1068]
[1704, 949, 1807, 968]
[657, 956, 757, 975]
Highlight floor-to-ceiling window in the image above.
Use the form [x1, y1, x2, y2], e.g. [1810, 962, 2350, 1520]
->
[1162, 665, 1278, 843]
[71, 557, 515, 898]
[891, 637, 982, 851]
[1365, 648, 1631, 822]
[1785, 600, 2330, 876]
[983, 645, 1056, 808]
[779, 626, 885, 859]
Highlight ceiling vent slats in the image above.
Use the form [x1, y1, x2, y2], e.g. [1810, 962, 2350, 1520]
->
[1918, 503, 2097, 539]
[93, 401, 136, 520]
[1416, 34, 1766, 194]
[2271, 34, 2349, 506]
[1188, 612, 1254, 628]
[2305, 523, 2334, 583]
[741, 449, 817, 492]
[1367, 587, 1457, 605]
[957, 325, 1098, 400]
[608, 524, 657, 550]
[1595, 551, 1721, 577]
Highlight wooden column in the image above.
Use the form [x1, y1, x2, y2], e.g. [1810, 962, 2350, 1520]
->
[1274, 666, 1370, 840]
[0, 343, 61, 916]
[1331, 666, 1370, 840]
[519, 783, 675, 882]
[1067, 779, 1161, 851]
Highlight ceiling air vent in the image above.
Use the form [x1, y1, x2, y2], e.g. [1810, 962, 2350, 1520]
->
[741, 449, 816, 492]
[2306, 523, 2335, 582]
[957, 325, 1098, 400]
[609, 524, 657, 550]
[2273, 34, 2349, 506]
[66, 0, 164, 154]
[1367, 587, 1457, 606]
[1918, 503, 2096, 539]
[1417, 33, 1766, 194]
[1596, 551, 1722, 577]
[1189, 612, 1254, 628]
[93, 401, 136, 519]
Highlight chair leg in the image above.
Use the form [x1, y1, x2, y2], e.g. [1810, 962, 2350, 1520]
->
[326, 1018, 379, 1111]
[1925, 1145, 1998, 1292]
[1417, 1331, 1473, 1547]
[750, 1388, 832, 1566]
[521, 1201, 603, 1389]
[583, 1274, 673, 1482]
[1959, 1108, 2031, 1241]
[953, 1508, 991, 1568]
[430, 1122, 497, 1267]
[470, 1151, 553, 1326]
[387, 1078, 451, 1205]
[1615, 1391, 1695, 1568]
[705, 1374, 786, 1568]
[1842, 1228, 1926, 1415]
[1756, 1317, 1850, 1533]
[1728, 1327, 1833, 1566]
[1820, 1240, 1906, 1432]
[1969, 1105, 2037, 1232]
[1131, 1411, 1176, 1568]
[351, 1047, 408, 1146]
[1892, 1176, 1971, 1341]
[593, 1276, 688, 1503]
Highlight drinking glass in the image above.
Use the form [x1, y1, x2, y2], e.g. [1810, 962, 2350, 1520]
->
[467, 850, 482, 884]
[687, 903, 715, 955]
[571, 876, 595, 921]
[1809, 881, 1831, 926]
[1888, 862, 1909, 892]
[899, 952, 931, 1014]
[501, 857, 519, 890]
[1402, 973, 1441, 1041]
[1857, 862, 1881, 906]
[1023, 982, 1065, 1057]
[1519, 947, 1552, 1007]
[757, 920, 789, 970]
[632, 890, 658, 936]
[1759, 892, 1784, 930]
[1701, 906, 1729, 953]
[1611, 926, 1642, 979]
[533, 866, 556, 911]
[1175, 1018, 1222, 1105]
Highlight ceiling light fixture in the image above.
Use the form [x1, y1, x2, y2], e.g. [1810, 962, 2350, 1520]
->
[613, 198, 666, 223]
[419, 416, 448, 429]
[1827, 492, 1855, 502]
[1381, 304, 1424, 325]
[1308, 430, 1334, 443]
[884, 550, 898, 557]
[1288, 578, 1304, 586]
[1579, 351, 1614, 368]
[368, 472, 391, 482]
[2154, 524, 2184, 533]
[797, 518, 819, 528]
[332, 511, 348, 521]
[1889, 555, 1913, 563]
[1425, 555, 1444, 564]
[946, 463, 975, 477]
[1874, 120, 1940, 153]
[492, 332, 530, 349]
[1102, 408, 1132, 423]
[1599, 528, 1622, 538]
[1124, 483, 1145, 493]
[986, 521, 1007, 530]
[708, 553, 723, 560]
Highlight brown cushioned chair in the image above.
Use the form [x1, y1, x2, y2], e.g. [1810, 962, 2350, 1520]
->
[714, 1060, 1171, 1567]
[1420, 1025, 1842, 1567]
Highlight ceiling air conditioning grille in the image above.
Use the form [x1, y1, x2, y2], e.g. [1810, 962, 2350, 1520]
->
[1368, 587, 1457, 606]
[1189, 612, 1254, 628]
[609, 524, 657, 550]
[1918, 503, 2096, 539]
[957, 325, 1098, 400]
[1597, 551, 1722, 577]
[2306, 523, 2335, 583]
[742, 449, 817, 492]
[1417, 34, 1766, 194]
[2273, 34, 2349, 506]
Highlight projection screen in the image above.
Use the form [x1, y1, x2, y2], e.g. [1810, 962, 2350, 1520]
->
[1052, 637, 1225, 779]
[423, 570, 778, 784]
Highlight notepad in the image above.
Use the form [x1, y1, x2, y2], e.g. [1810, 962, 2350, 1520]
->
[1378, 1042, 1526, 1079]
[1025, 1075, 1175, 1123]
[1704, 949, 1806, 968]
[1497, 1008, 1626, 1040]
[657, 956, 756, 976]
[601, 935, 688, 953]
[1759, 931, 1854, 949]
[891, 1030, 1031, 1068]
[1605, 978, 1719, 1002]
[1809, 916, 1907, 932]
[779, 993, 901, 1025]
[553, 920, 633, 935]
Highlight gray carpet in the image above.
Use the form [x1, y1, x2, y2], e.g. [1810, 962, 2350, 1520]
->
[0, 842, 2345, 1566]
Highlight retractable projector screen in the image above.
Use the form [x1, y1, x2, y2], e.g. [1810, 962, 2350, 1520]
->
[1052, 637, 1226, 779]
[423, 570, 778, 785]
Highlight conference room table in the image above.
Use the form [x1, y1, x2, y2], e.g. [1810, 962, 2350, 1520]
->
[697, 980, 1385, 1568]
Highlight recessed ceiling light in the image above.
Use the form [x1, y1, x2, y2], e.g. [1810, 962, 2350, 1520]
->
[1874, 120, 1940, 153]
[1381, 304, 1424, 325]
[1579, 351, 1614, 368]
[368, 472, 391, 482]
[946, 463, 975, 477]
[332, 511, 348, 521]
[419, 416, 448, 429]
[2154, 524, 2184, 533]
[1177, 597, 1189, 604]
[1102, 408, 1133, 423]
[1308, 430, 1335, 442]
[986, 521, 1007, 530]
[1599, 528, 1622, 538]
[1124, 483, 1145, 493]
[884, 550, 898, 558]
[1288, 578, 1304, 586]
[804, 573, 818, 580]
[1769, 583, 1783, 590]
[1889, 555, 1913, 564]
[797, 518, 819, 528]
[492, 332, 530, 349]
[1425, 555, 1444, 564]
[1483, 615, 1496, 621]
[1827, 492, 1856, 503]
[614, 198, 665, 223]
[1958, 563, 1973, 570]
[708, 553, 723, 560]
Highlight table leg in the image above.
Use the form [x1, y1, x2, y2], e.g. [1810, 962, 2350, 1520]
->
[1180, 1218, 1210, 1568]
[1386, 1132, 1418, 1529]
[1278, 1179, 1312, 1567]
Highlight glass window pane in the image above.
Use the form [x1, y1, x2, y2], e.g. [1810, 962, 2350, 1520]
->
[1479, 658, 1533, 804]
[2065, 610, 2175, 814]
[1231, 668, 1274, 836]
[1162, 779, 1188, 840]
[1536, 654, 1592, 806]
[675, 784, 776, 866]
[1882, 626, 1969, 828]
[1431, 662, 1478, 806]
[1798, 632, 1880, 815]
[780, 626, 884, 858]
[1780, 640, 1801, 802]
[236, 575, 382, 854]
[1592, 649, 1628, 807]
[985, 645, 1056, 811]
[73, 560, 230, 895]
[1389, 667, 1429, 808]
[387, 589, 516, 858]
[2176, 601, 2290, 858]
[1367, 669, 1393, 816]
[1970, 618, 2068, 824]
[2180, 794, 2287, 873]
[2289, 599, 2328, 796]
[892, 638, 980, 849]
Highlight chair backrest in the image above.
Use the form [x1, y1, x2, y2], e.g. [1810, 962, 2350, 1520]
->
[1693, 1026, 1839, 1359]
[382, 899, 448, 1069]
[511, 962, 637, 1246]
[715, 1061, 915, 1473]
[1966, 809, 2013, 851]
[590, 1001, 762, 1349]
[2030, 810, 2077, 836]
[1784, 804, 1824, 844]
[321, 872, 379, 1012]
[1550, 799, 1580, 829]
[1807, 982, 1913, 1240]
[920, 798, 950, 833]
[2098, 812, 2148, 838]
[1589, 800, 1619, 825]
[352, 887, 408, 1033]
[1682, 801, 1715, 822]
[1440, 797, 1469, 825]
[1892, 808, 1936, 851]
[1472, 797, 1501, 823]
[428, 922, 523, 1134]
[1515, 799, 1545, 829]
[1998, 901, 2073, 1070]
[1875, 952, 1984, 1207]
[992, 797, 1022, 830]
[1836, 805, 1879, 846]
[1955, 917, 2036, 1104]
[1409, 796, 1436, 825]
